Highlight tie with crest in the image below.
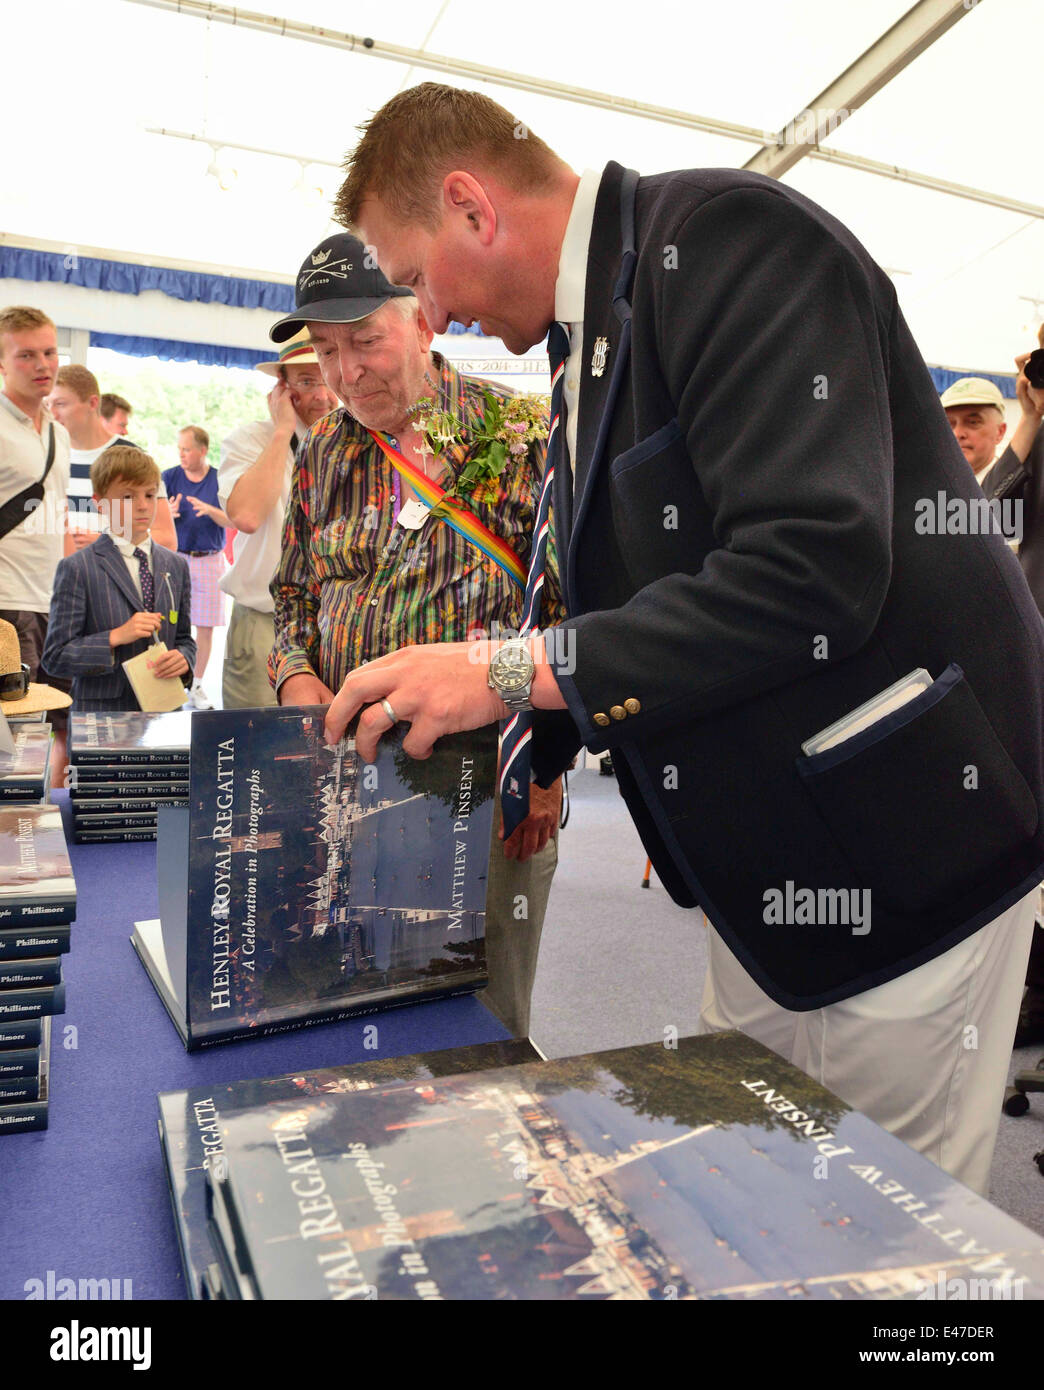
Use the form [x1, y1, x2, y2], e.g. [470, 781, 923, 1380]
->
[499, 321, 571, 837]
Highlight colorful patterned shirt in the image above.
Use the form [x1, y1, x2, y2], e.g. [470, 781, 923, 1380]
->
[269, 354, 564, 693]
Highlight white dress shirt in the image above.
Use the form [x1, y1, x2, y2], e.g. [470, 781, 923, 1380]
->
[0, 393, 70, 612]
[108, 529, 152, 602]
[217, 416, 306, 613]
[552, 169, 601, 475]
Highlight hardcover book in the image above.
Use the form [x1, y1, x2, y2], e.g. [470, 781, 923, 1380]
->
[71, 796, 187, 813]
[0, 1017, 49, 1134]
[0, 955, 62, 989]
[73, 814, 158, 831]
[0, 724, 51, 801]
[0, 925, 71, 962]
[0, 974, 65, 1021]
[132, 706, 496, 1051]
[203, 1031, 1044, 1301]
[0, 806, 75, 927]
[157, 1039, 543, 1299]
[69, 710, 191, 766]
[0, 1018, 42, 1050]
[74, 829, 156, 844]
[69, 768, 190, 788]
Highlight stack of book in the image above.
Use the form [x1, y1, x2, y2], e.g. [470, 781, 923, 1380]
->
[0, 722, 53, 806]
[68, 711, 191, 844]
[165, 1031, 1044, 1301]
[0, 805, 76, 1134]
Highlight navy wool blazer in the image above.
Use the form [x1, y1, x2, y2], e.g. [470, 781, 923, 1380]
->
[43, 532, 196, 712]
[532, 161, 1044, 1010]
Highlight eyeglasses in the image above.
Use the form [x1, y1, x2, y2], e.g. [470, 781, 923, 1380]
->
[0, 664, 30, 701]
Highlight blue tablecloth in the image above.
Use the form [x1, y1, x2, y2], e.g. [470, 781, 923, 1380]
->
[0, 793, 508, 1300]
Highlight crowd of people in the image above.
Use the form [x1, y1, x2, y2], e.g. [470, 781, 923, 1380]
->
[2, 82, 1044, 1183]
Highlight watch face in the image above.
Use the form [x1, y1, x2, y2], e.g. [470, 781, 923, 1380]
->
[493, 643, 533, 692]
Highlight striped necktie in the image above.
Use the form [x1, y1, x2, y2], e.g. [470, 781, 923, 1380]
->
[499, 321, 571, 837]
[133, 546, 154, 611]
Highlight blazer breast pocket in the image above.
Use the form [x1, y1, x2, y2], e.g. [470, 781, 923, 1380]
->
[608, 419, 714, 590]
[796, 664, 1038, 915]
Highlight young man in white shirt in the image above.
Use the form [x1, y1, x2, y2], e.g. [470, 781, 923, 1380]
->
[48, 365, 176, 551]
[217, 331, 336, 708]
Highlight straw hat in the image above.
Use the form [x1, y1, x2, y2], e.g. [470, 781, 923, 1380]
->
[0, 620, 71, 715]
[256, 327, 322, 379]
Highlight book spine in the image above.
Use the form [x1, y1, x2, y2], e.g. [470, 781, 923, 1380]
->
[69, 769, 189, 785]
[0, 1046, 41, 1080]
[0, 1072, 39, 1102]
[0, 956, 63, 989]
[74, 830, 156, 843]
[0, 1019, 42, 1049]
[72, 751, 189, 767]
[0, 1098, 47, 1133]
[0, 901, 75, 931]
[73, 815, 158, 830]
[0, 981, 66, 1020]
[0, 782, 47, 800]
[70, 798, 185, 812]
[0, 928, 71, 961]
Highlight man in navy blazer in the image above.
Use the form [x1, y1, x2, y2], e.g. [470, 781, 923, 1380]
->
[44, 445, 195, 712]
[324, 86, 1044, 1192]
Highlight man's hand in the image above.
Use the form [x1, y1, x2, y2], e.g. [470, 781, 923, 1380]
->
[148, 648, 190, 680]
[169, 493, 182, 519]
[501, 777, 562, 862]
[110, 612, 162, 647]
[187, 496, 219, 520]
[268, 378, 298, 433]
[324, 642, 508, 761]
[279, 672, 337, 707]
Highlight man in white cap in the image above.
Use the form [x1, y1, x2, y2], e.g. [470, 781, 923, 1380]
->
[217, 330, 337, 708]
[939, 377, 1012, 486]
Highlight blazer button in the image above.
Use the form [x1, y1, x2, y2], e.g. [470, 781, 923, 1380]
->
[593, 712, 610, 727]
[610, 705, 626, 721]
[624, 698, 641, 714]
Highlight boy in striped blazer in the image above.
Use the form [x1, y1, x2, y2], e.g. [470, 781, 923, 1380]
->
[43, 445, 196, 711]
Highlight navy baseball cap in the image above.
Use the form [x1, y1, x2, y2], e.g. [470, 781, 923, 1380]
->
[270, 233, 414, 343]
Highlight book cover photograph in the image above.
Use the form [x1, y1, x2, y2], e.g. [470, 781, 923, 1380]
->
[157, 1039, 543, 1298]
[69, 710, 192, 765]
[202, 1032, 1044, 1301]
[0, 806, 75, 927]
[132, 706, 496, 1049]
[0, 724, 51, 799]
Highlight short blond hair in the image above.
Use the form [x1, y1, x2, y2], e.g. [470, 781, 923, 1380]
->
[179, 424, 209, 451]
[100, 393, 132, 420]
[336, 83, 563, 232]
[55, 364, 100, 401]
[91, 445, 160, 496]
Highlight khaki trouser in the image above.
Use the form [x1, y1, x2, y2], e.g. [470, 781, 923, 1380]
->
[221, 602, 278, 710]
[481, 799, 558, 1039]
[698, 889, 1036, 1194]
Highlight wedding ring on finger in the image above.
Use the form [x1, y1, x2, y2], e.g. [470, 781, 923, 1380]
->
[380, 698, 398, 726]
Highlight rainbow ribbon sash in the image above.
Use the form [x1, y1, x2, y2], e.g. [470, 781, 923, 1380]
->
[368, 429, 526, 590]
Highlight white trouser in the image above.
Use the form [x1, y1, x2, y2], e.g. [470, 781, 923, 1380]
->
[698, 890, 1036, 1195]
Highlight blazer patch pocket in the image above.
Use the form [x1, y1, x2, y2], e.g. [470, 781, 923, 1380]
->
[608, 419, 710, 588]
[796, 664, 1038, 915]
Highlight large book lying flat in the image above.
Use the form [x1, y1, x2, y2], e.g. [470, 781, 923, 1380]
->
[132, 706, 496, 1050]
[158, 1038, 544, 1299]
[200, 1031, 1044, 1301]
[0, 806, 75, 932]
[0, 724, 52, 802]
[68, 710, 192, 766]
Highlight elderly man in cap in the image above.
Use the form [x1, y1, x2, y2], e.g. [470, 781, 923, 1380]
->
[939, 377, 1015, 487]
[268, 234, 563, 1040]
[217, 330, 338, 709]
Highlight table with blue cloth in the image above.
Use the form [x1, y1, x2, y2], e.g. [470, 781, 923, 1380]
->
[0, 792, 509, 1301]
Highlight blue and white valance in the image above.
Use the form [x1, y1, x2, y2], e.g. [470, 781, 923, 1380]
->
[928, 366, 1016, 399]
[89, 331, 272, 371]
[0, 245, 294, 312]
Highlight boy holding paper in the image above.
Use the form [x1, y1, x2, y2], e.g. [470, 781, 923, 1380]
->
[43, 445, 195, 711]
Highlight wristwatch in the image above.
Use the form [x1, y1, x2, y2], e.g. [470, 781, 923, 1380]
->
[488, 638, 536, 712]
